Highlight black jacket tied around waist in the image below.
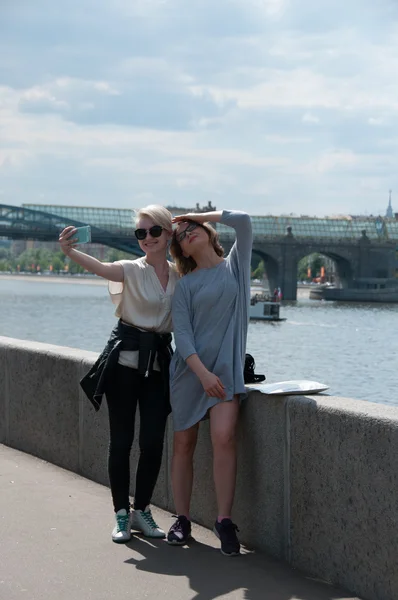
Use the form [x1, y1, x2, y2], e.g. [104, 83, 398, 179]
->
[80, 320, 173, 411]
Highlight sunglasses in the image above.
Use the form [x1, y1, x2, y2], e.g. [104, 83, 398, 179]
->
[176, 222, 201, 243]
[134, 225, 163, 240]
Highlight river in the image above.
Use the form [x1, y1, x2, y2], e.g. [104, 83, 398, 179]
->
[1, 276, 397, 406]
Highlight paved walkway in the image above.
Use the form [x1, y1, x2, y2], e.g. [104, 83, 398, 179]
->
[0, 445, 360, 600]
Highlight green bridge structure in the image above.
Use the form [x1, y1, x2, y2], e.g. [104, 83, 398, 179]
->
[1, 203, 398, 300]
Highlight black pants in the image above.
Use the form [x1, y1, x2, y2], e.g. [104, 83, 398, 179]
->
[105, 364, 169, 513]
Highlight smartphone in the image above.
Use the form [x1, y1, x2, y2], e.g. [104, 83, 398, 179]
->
[74, 225, 91, 244]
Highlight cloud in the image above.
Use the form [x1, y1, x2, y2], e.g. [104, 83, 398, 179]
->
[16, 68, 234, 130]
[1, 0, 398, 215]
[302, 113, 320, 124]
[368, 117, 384, 126]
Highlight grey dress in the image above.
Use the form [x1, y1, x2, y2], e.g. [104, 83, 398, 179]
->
[170, 210, 253, 431]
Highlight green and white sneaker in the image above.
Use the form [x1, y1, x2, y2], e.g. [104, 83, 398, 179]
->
[131, 506, 165, 538]
[112, 508, 131, 544]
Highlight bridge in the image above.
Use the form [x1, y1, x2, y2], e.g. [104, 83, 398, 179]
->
[1, 203, 398, 300]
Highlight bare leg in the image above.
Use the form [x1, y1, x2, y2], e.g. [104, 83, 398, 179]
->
[171, 424, 199, 517]
[210, 397, 239, 517]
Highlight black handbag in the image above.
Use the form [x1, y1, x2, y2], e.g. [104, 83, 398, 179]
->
[244, 353, 266, 384]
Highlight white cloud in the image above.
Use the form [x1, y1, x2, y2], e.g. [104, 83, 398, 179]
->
[302, 113, 320, 124]
[194, 65, 398, 111]
[368, 117, 384, 126]
[250, 0, 288, 17]
[313, 150, 359, 174]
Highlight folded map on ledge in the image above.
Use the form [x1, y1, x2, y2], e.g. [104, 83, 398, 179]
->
[246, 380, 329, 396]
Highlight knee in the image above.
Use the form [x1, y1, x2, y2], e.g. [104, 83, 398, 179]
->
[212, 430, 236, 451]
[173, 434, 197, 458]
[109, 434, 133, 456]
[139, 433, 165, 456]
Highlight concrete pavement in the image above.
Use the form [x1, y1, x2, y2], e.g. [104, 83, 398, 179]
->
[0, 445, 361, 600]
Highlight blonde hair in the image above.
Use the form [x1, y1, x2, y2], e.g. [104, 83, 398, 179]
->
[170, 221, 224, 276]
[135, 205, 173, 232]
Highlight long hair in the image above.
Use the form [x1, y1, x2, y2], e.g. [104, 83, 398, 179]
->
[170, 221, 224, 275]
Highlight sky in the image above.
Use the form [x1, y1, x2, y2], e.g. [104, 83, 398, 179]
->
[1, 0, 398, 216]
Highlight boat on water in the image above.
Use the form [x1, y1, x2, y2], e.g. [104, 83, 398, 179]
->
[309, 278, 398, 303]
[250, 286, 286, 322]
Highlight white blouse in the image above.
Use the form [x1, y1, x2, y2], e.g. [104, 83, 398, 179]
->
[108, 257, 179, 370]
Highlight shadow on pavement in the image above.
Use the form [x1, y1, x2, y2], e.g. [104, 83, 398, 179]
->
[125, 535, 358, 600]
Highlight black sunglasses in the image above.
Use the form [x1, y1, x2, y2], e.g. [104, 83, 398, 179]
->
[134, 225, 163, 240]
[176, 222, 201, 243]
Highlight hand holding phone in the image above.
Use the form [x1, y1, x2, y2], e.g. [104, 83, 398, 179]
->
[74, 225, 91, 244]
[59, 225, 91, 256]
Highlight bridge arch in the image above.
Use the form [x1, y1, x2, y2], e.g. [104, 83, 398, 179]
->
[296, 249, 354, 288]
[252, 249, 280, 293]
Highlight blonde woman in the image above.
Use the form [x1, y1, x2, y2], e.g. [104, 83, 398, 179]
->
[167, 210, 252, 556]
[59, 205, 179, 544]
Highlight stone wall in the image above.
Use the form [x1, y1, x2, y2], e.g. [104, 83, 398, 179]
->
[1, 335, 397, 600]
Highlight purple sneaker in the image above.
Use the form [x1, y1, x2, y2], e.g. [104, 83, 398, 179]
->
[213, 518, 240, 556]
[167, 515, 192, 546]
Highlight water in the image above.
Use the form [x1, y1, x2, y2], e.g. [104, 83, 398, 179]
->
[1, 277, 397, 406]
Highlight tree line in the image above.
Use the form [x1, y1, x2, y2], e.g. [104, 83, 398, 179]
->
[1, 246, 329, 282]
[0, 247, 134, 274]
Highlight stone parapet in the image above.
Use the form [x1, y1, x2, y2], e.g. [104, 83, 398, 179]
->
[1, 335, 397, 600]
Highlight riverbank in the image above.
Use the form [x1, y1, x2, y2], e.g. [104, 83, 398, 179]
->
[0, 273, 107, 286]
[1, 274, 314, 296]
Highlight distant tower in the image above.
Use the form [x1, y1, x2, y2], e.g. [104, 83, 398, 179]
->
[386, 190, 393, 218]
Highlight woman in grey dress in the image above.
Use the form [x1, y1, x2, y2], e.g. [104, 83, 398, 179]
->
[167, 209, 252, 556]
